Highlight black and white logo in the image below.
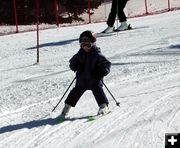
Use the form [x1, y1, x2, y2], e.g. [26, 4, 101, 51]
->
[165, 133, 180, 148]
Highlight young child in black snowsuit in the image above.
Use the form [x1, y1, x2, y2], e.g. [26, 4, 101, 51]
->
[61, 30, 111, 117]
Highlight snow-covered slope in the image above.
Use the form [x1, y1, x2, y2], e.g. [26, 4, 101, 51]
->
[0, 10, 180, 148]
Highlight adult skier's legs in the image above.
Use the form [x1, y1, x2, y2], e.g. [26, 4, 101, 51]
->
[107, 0, 117, 27]
[116, 0, 129, 31]
[102, 0, 117, 33]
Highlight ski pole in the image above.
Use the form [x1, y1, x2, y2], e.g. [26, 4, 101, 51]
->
[116, 0, 119, 35]
[104, 0, 107, 19]
[101, 80, 120, 107]
[52, 77, 76, 112]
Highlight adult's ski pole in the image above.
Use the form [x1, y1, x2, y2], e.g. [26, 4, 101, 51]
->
[52, 77, 76, 112]
[101, 80, 120, 107]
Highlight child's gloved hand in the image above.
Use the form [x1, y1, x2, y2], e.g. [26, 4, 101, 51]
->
[92, 69, 103, 80]
[77, 64, 85, 72]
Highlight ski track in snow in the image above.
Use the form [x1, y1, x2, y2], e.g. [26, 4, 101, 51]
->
[24, 125, 51, 148]
[1, 10, 180, 148]
[2, 67, 178, 148]
[0, 96, 58, 118]
[0, 130, 26, 147]
[66, 89, 180, 148]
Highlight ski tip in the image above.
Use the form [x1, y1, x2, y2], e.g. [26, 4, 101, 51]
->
[57, 119, 65, 123]
[87, 116, 96, 122]
[56, 115, 66, 123]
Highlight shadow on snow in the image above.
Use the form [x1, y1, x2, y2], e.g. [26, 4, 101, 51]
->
[26, 34, 115, 50]
[26, 38, 79, 50]
[0, 115, 91, 134]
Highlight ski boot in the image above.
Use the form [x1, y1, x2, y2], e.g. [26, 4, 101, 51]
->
[116, 21, 129, 31]
[102, 26, 114, 33]
[97, 103, 110, 115]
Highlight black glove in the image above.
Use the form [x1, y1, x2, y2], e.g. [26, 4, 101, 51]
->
[76, 63, 84, 72]
[92, 68, 104, 80]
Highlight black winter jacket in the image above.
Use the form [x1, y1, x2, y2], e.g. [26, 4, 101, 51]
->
[69, 46, 111, 88]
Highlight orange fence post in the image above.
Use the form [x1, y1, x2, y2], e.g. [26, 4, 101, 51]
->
[88, 0, 91, 23]
[54, 0, 59, 27]
[12, 0, 18, 33]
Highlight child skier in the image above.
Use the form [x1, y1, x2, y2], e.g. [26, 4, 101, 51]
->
[60, 30, 111, 118]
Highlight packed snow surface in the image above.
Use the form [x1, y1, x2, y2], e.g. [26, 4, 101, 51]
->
[0, 10, 180, 148]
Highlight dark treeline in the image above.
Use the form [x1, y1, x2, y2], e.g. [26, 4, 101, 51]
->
[0, 0, 103, 25]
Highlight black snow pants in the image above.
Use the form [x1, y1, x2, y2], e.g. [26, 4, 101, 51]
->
[107, 0, 128, 27]
[65, 84, 109, 107]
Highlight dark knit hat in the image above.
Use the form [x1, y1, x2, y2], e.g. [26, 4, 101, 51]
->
[79, 30, 96, 43]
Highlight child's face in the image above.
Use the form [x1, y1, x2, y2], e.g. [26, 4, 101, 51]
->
[80, 42, 93, 52]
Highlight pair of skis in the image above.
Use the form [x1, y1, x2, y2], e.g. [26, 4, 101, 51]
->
[97, 25, 149, 37]
[101, 24, 132, 34]
[56, 111, 112, 123]
[86, 111, 112, 122]
[96, 24, 132, 37]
